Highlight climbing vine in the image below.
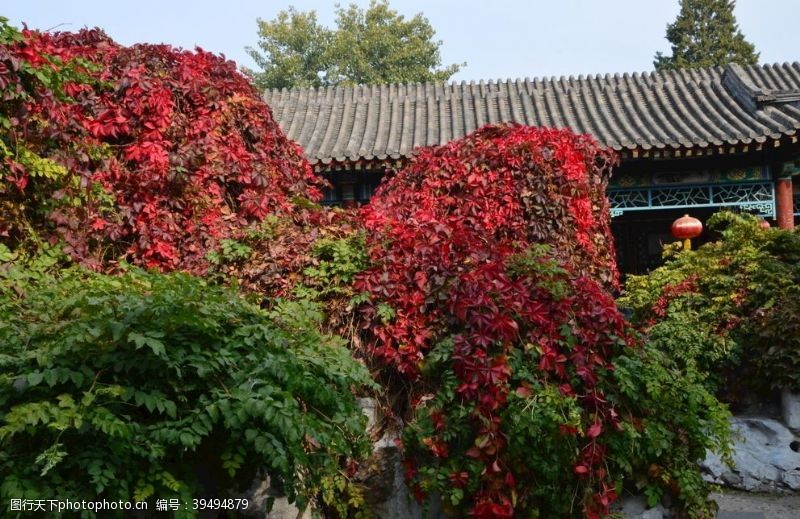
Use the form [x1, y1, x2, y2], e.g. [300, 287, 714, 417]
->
[0, 18, 322, 273]
[355, 125, 727, 518]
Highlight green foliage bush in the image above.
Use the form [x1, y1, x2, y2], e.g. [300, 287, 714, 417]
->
[621, 212, 800, 397]
[0, 262, 375, 516]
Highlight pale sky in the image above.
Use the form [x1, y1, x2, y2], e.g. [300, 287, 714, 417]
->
[6, 1, 799, 82]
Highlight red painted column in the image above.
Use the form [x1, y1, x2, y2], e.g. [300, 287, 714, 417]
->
[776, 177, 795, 230]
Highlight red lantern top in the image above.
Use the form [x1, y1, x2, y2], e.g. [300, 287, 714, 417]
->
[759, 219, 771, 230]
[671, 214, 703, 240]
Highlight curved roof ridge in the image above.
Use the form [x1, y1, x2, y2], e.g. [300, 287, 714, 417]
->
[264, 61, 800, 98]
[263, 61, 800, 164]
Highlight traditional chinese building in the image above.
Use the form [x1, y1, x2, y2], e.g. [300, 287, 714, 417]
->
[264, 62, 800, 273]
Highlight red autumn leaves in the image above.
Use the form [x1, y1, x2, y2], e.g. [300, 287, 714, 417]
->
[2, 26, 322, 273]
[4, 22, 641, 517]
[356, 125, 630, 518]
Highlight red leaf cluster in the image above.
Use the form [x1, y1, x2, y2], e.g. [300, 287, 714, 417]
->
[359, 124, 619, 376]
[2, 27, 322, 272]
[357, 125, 631, 517]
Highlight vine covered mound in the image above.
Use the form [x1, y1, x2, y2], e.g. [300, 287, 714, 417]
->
[356, 125, 729, 518]
[359, 124, 619, 377]
[0, 21, 322, 273]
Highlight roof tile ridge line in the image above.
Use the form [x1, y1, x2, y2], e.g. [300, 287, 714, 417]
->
[646, 70, 707, 147]
[552, 78, 582, 134]
[484, 80, 502, 125]
[372, 84, 393, 159]
[597, 76, 637, 147]
[760, 62, 793, 91]
[295, 87, 320, 151]
[747, 102, 795, 138]
[623, 72, 672, 146]
[331, 92, 357, 161]
[779, 103, 800, 129]
[286, 88, 308, 142]
[424, 84, 438, 146]
[460, 82, 477, 135]
[438, 91, 451, 145]
[438, 80, 455, 101]
[303, 94, 333, 159]
[447, 92, 464, 143]
[355, 91, 379, 158]
[580, 75, 616, 146]
[564, 82, 594, 137]
[507, 80, 528, 126]
[316, 88, 345, 161]
[384, 93, 403, 157]
[706, 79, 770, 141]
[784, 62, 800, 89]
[541, 79, 567, 130]
[671, 72, 726, 145]
[614, 73, 658, 148]
[411, 86, 425, 150]
[273, 85, 299, 138]
[472, 80, 488, 129]
[451, 82, 475, 137]
[516, 79, 538, 127]
[722, 63, 773, 111]
[758, 103, 800, 135]
[495, 82, 513, 124]
[344, 90, 370, 158]
[530, 77, 551, 128]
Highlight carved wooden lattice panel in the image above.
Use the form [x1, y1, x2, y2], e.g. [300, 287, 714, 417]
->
[609, 182, 775, 218]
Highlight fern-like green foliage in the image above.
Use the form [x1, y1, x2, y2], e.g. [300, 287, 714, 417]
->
[0, 262, 375, 517]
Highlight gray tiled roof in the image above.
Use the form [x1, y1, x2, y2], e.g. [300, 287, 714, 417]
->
[263, 62, 800, 165]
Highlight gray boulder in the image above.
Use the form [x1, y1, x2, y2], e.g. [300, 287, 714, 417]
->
[781, 390, 800, 432]
[702, 417, 800, 492]
[612, 495, 668, 518]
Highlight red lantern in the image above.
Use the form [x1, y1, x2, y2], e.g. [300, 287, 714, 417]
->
[759, 219, 771, 230]
[671, 214, 703, 250]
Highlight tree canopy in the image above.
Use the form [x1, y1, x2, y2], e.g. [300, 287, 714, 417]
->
[654, 0, 759, 71]
[246, 0, 464, 90]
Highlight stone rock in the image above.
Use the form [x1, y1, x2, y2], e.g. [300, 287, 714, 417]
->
[354, 397, 451, 518]
[616, 495, 647, 515]
[640, 506, 666, 519]
[611, 495, 666, 519]
[701, 417, 800, 492]
[358, 397, 379, 433]
[356, 425, 448, 519]
[781, 389, 800, 431]
[265, 497, 311, 519]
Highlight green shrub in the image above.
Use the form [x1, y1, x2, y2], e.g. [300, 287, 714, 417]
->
[609, 342, 730, 515]
[0, 264, 375, 516]
[620, 212, 800, 397]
